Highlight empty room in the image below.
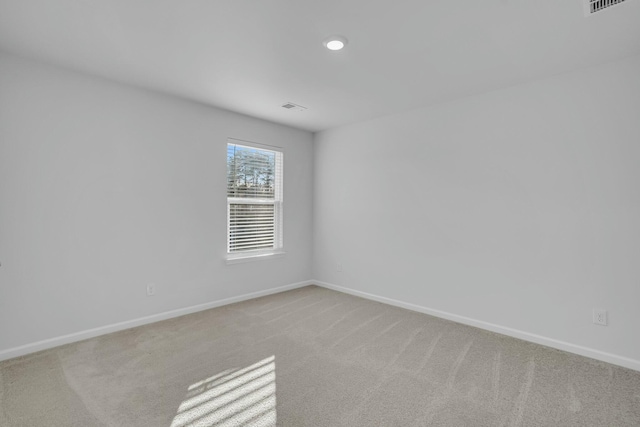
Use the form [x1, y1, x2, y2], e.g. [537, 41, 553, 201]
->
[1, 0, 640, 426]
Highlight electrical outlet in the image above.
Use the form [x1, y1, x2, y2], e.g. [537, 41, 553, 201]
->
[147, 283, 156, 296]
[337, 262, 343, 272]
[593, 309, 607, 326]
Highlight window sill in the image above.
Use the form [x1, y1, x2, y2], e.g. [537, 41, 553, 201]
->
[225, 251, 286, 265]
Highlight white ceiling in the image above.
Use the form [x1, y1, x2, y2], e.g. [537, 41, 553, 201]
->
[1, 0, 639, 132]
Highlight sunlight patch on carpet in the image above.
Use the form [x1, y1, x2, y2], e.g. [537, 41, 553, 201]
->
[171, 356, 276, 427]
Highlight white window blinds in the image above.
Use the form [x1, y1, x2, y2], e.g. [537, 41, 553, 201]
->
[227, 141, 283, 255]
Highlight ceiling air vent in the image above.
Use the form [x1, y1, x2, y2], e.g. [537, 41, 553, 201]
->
[585, 0, 628, 15]
[281, 102, 307, 112]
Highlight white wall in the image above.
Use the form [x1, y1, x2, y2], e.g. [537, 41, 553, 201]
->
[0, 53, 313, 355]
[2, 49, 640, 369]
[313, 54, 640, 366]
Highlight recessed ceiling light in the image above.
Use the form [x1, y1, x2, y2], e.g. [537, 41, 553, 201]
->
[323, 36, 348, 51]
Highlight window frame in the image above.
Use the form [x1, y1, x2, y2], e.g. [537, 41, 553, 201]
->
[225, 138, 284, 263]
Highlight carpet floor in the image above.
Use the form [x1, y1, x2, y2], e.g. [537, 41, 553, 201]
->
[1, 285, 639, 426]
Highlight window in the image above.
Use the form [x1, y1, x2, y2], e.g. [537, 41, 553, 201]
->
[227, 139, 283, 260]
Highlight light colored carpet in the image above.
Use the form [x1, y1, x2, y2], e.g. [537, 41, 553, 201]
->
[1, 285, 639, 426]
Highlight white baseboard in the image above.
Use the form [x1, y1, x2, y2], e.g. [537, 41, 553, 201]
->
[313, 280, 640, 372]
[5, 278, 638, 372]
[0, 280, 312, 362]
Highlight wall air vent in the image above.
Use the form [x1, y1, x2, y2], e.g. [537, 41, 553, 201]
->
[281, 102, 307, 112]
[585, 0, 629, 15]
